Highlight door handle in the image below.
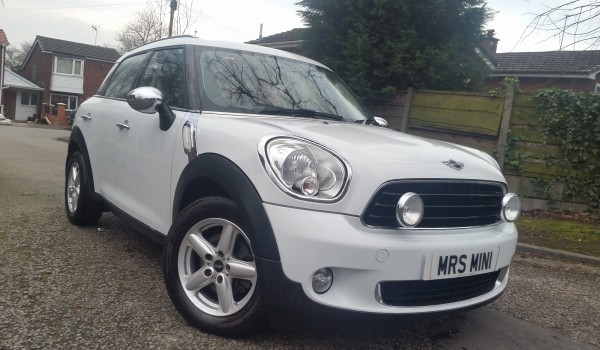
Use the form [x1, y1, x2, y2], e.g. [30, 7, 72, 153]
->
[116, 121, 130, 130]
[81, 113, 92, 121]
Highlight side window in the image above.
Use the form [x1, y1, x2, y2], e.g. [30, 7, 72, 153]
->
[141, 48, 185, 108]
[103, 53, 148, 99]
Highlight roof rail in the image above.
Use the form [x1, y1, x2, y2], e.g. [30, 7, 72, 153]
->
[147, 35, 197, 45]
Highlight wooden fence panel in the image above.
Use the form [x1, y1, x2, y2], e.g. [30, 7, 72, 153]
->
[408, 90, 504, 136]
[366, 89, 597, 210]
[368, 92, 408, 131]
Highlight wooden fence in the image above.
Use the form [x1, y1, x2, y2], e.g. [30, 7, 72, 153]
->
[368, 87, 592, 211]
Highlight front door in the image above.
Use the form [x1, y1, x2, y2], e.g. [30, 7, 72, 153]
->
[108, 47, 188, 234]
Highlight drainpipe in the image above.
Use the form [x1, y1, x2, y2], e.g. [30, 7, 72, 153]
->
[0, 44, 4, 115]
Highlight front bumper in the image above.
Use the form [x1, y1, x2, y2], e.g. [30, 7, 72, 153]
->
[264, 203, 518, 314]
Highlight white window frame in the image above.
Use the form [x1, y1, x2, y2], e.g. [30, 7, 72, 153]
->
[50, 94, 78, 110]
[20, 91, 39, 106]
[595, 83, 600, 94]
[53, 56, 84, 76]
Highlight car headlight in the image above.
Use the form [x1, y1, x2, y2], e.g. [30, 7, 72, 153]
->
[260, 137, 350, 201]
[501, 193, 521, 222]
[396, 192, 424, 227]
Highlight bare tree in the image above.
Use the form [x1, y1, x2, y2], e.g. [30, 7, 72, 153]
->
[115, 0, 201, 53]
[523, 0, 600, 50]
[5, 41, 32, 69]
[174, 0, 201, 36]
[116, 7, 166, 53]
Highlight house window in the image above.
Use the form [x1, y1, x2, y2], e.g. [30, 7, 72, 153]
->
[595, 83, 600, 93]
[54, 57, 83, 76]
[50, 94, 78, 110]
[21, 91, 38, 106]
[20, 92, 39, 106]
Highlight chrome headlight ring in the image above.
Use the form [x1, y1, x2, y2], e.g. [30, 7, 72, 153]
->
[501, 193, 521, 222]
[258, 135, 352, 202]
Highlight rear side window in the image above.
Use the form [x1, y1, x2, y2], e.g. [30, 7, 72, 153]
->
[141, 48, 186, 108]
[103, 53, 148, 99]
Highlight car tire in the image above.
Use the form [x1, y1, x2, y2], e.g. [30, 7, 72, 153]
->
[65, 151, 103, 225]
[163, 197, 266, 337]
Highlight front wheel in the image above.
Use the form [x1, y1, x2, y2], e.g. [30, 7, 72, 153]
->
[65, 151, 103, 225]
[163, 197, 265, 337]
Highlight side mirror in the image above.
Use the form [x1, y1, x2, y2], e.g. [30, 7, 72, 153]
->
[127, 87, 163, 114]
[372, 116, 389, 127]
[364, 116, 389, 127]
[127, 87, 175, 131]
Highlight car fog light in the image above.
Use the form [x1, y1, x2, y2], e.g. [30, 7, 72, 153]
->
[312, 268, 333, 294]
[501, 193, 521, 222]
[396, 192, 424, 227]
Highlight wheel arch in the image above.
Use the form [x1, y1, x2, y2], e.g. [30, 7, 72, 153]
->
[67, 127, 97, 197]
[173, 153, 280, 261]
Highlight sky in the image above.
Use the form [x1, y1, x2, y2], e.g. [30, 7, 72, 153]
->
[0, 0, 588, 53]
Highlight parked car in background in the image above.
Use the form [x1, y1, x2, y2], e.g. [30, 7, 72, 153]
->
[65, 36, 521, 337]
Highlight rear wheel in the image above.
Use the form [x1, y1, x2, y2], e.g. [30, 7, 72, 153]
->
[65, 151, 103, 225]
[163, 197, 265, 337]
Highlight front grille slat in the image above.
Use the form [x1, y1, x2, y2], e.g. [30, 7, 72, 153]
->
[363, 181, 505, 228]
[379, 270, 500, 306]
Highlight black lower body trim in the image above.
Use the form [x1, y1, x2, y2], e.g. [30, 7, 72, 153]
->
[99, 195, 167, 246]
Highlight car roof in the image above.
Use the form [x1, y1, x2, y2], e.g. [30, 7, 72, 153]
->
[121, 35, 328, 69]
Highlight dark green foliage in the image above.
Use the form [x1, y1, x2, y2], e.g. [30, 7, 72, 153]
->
[534, 88, 600, 209]
[297, 0, 492, 100]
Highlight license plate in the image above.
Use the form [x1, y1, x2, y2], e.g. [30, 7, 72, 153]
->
[422, 247, 500, 280]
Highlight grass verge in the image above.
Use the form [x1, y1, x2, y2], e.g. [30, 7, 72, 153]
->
[517, 211, 600, 258]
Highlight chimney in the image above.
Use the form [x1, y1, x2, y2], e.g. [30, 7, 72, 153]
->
[259, 23, 263, 39]
[481, 29, 499, 54]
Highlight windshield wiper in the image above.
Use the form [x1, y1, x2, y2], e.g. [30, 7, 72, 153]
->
[257, 106, 345, 121]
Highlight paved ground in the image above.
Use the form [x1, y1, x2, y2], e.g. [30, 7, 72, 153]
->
[0, 126, 598, 349]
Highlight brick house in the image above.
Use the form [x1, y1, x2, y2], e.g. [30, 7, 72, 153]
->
[246, 28, 306, 54]
[251, 28, 600, 93]
[18, 36, 120, 118]
[486, 50, 600, 92]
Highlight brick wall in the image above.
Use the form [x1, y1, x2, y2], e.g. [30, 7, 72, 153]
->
[82, 59, 114, 103]
[20, 44, 52, 107]
[2, 90, 16, 119]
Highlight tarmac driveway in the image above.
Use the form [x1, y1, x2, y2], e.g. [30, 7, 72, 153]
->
[0, 126, 598, 349]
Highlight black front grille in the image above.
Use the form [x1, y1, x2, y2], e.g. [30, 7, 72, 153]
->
[362, 181, 505, 228]
[378, 270, 500, 306]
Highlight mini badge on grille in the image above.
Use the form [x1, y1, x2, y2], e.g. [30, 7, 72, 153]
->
[442, 159, 464, 171]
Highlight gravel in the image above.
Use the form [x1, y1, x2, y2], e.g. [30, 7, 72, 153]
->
[491, 252, 600, 346]
[0, 127, 598, 349]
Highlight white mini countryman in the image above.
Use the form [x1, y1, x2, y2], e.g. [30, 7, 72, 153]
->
[65, 36, 520, 337]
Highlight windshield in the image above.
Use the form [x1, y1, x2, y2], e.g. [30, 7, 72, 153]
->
[197, 47, 370, 122]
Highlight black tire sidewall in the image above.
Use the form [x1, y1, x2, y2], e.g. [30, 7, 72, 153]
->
[163, 197, 265, 337]
[65, 151, 102, 225]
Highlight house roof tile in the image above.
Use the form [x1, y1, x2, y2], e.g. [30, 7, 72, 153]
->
[247, 28, 307, 44]
[493, 50, 600, 75]
[0, 29, 9, 45]
[36, 36, 120, 62]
